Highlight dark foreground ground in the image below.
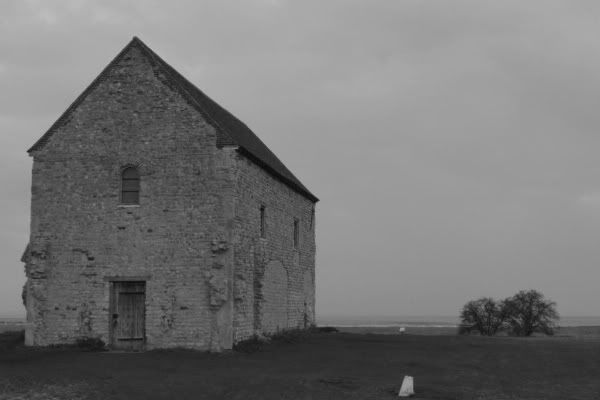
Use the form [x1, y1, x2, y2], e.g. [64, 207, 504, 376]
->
[1, 328, 599, 400]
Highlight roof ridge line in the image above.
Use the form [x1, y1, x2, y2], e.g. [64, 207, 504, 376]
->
[132, 38, 236, 146]
[26, 36, 318, 202]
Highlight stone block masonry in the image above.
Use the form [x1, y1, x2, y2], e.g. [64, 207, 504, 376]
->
[22, 38, 316, 351]
[232, 154, 316, 342]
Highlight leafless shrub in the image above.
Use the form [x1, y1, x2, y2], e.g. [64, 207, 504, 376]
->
[459, 297, 508, 336]
[503, 290, 559, 336]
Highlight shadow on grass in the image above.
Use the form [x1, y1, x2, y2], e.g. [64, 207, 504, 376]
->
[233, 326, 340, 353]
[0, 330, 24, 350]
[0, 330, 108, 352]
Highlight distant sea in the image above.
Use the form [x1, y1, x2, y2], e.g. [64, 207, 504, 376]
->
[2, 315, 600, 328]
[316, 315, 600, 328]
[0, 317, 26, 325]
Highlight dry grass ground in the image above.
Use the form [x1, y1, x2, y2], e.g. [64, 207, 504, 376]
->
[1, 328, 599, 400]
[335, 325, 600, 339]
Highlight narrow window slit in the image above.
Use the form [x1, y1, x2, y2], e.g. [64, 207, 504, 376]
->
[121, 167, 140, 205]
[260, 205, 266, 238]
[293, 218, 299, 249]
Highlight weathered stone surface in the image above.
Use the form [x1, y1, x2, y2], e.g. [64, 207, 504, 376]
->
[23, 41, 316, 351]
[232, 155, 316, 341]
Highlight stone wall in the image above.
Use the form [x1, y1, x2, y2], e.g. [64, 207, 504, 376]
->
[24, 41, 316, 350]
[231, 154, 316, 341]
[25, 44, 235, 350]
[261, 260, 288, 333]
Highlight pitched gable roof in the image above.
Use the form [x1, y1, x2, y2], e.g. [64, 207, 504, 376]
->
[28, 37, 318, 203]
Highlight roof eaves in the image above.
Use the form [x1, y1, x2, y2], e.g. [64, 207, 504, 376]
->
[131, 38, 237, 147]
[237, 147, 319, 203]
[133, 39, 318, 202]
[27, 36, 319, 203]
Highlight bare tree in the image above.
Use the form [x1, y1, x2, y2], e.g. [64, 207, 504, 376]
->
[459, 297, 508, 336]
[503, 290, 559, 336]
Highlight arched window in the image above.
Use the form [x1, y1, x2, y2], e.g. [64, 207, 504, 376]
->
[121, 167, 140, 205]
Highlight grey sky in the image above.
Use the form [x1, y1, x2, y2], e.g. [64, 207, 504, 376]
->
[2, 0, 600, 318]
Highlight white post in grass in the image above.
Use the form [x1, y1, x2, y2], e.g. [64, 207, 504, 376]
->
[398, 376, 414, 397]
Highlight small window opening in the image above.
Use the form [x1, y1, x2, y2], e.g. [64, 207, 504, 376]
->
[310, 206, 315, 230]
[260, 205, 266, 238]
[293, 218, 299, 249]
[121, 167, 140, 205]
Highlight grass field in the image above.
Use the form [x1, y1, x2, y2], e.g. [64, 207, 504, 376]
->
[1, 328, 599, 399]
[335, 325, 600, 339]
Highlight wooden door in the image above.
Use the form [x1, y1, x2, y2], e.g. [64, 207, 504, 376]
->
[110, 281, 146, 350]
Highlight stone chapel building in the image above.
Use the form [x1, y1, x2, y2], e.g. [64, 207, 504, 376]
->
[21, 37, 318, 351]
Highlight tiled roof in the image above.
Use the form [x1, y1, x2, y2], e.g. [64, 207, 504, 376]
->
[28, 37, 318, 203]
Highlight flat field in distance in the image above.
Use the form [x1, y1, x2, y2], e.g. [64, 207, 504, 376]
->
[0, 325, 24, 334]
[335, 325, 600, 339]
[1, 329, 599, 399]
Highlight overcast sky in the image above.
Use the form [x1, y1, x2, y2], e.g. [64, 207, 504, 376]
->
[2, 0, 600, 319]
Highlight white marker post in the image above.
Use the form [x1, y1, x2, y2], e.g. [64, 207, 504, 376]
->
[398, 375, 414, 397]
